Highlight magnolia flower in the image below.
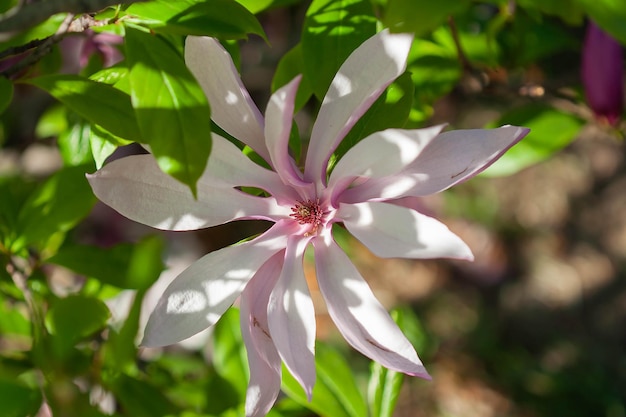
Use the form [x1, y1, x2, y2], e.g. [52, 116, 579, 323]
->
[88, 30, 529, 416]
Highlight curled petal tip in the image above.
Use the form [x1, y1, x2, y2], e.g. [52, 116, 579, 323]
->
[408, 369, 433, 381]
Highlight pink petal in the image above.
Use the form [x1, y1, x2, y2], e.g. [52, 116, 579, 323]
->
[209, 134, 300, 204]
[328, 126, 444, 201]
[264, 75, 314, 197]
[267, 236, 316, 399]
[312, 233, 430, 378]
[342, 125, 529, 202]
[240, 253, 284, 417]
[185, 36, 270, 161]
[304, 30, 414, 188]
[87, 155, 290, 231]
[338, 202, 473, 260]
[141, 221, 293, 347]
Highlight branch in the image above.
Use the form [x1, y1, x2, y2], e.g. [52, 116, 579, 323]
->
[0, 0, 146, 33]
[1, 13, 77, 78]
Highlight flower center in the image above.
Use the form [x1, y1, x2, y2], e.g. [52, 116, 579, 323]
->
[290, 199, 324, 236]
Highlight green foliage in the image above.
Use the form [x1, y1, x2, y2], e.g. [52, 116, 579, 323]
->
[125, 27, 212, 196]
[213, 308, 249, 398]
[46, 294, 110, 356]
[109, 374, 179, 417]
[12, 165, 96, 254]
[25, 75, 143, 142]
[0, 378, 42, 417]
[575, 0, 626, 44]
[384, 0, 469, 35]
[124, 0, 267, 40]
[368, 307, 429, 417]
[282, 343, 367, 417]
[0, 76, 12, 115]
[48, 235, 165, 290]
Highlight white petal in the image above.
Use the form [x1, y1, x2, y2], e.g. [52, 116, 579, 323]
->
[404, 125, 530, 195]
[88, 155, 290, 231]
[304, 30, 414, 187]
[313, 234, 430, 378]
[338, 202, 473, 260]
[240, 253, 283, 417]
[341, 125, 530, 202]
[264, 75, 314, 196]
[328, 125, 444, 200]
[268, 236, 316, 399]
[209, 134, 299, 203]
[141, 221, 292, 347]
[185, 36, 269, 161]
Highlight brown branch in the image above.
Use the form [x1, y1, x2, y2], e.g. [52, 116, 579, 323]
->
[0, 0, 146, 33]
[1, 13, 76, 78]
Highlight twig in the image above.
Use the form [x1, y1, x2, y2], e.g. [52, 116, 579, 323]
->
[5, 254, 45, 344]
[448, 16, 473, 73]
[1, 13, 76, 78]
[0, 38, 48, 60]
[0, 0, 146, 33]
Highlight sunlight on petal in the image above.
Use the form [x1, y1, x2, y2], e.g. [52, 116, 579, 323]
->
[166, 290, 207, 314]
[339, 201, 473, 260]
[313, 234, 430, 378]
[304, 30, 414, 188]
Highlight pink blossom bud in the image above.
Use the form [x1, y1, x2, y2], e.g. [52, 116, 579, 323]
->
[582, 21, 624, 126]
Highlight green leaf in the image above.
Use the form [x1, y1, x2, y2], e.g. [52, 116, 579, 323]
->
[105, 289, 146, 373]
[367, 307, 426, 417]
[46, 295, 110, 352]
[482, 105, 584, 177]
[384, 0, 469, 35]
[125, 0, 266, 39]
[89, 128, 119, 169]
[0, 76, 13, 114]
[0, 378, 42, 417]
[517, 0, 584, 25]
[335, 71, 414, 161]
[35, 104, 68, 139]
[213, 308, 249, 398]
[0, 14, 64, 49]
[302, 0, 377, 99]
[0, 176, 35, 250]
[574, 0, 626, 44]
[272, 43, 313, 112]
[48, 235, 165, 291]
[25, 75, 142, 142]
[235, 0, 275, 13]
[368, 362, 403, 417]
[109, 374, 179, 417]
[57, 118, 95, 167]
[0, 297, 30, 336]
[13, 165, 97, 252]
[282, 342, 367, 417]
[125, 27, 212, 196]
[500, 13, 579, 66]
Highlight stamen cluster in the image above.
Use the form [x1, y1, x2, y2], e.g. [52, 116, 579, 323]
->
[290, 199, 324, 235]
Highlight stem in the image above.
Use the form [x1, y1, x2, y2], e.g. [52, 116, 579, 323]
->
[1, 13, 75, 78]
[5, 255, 45, 345]
[5, 254, 50, 413]
[448, 16, 473, 73]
